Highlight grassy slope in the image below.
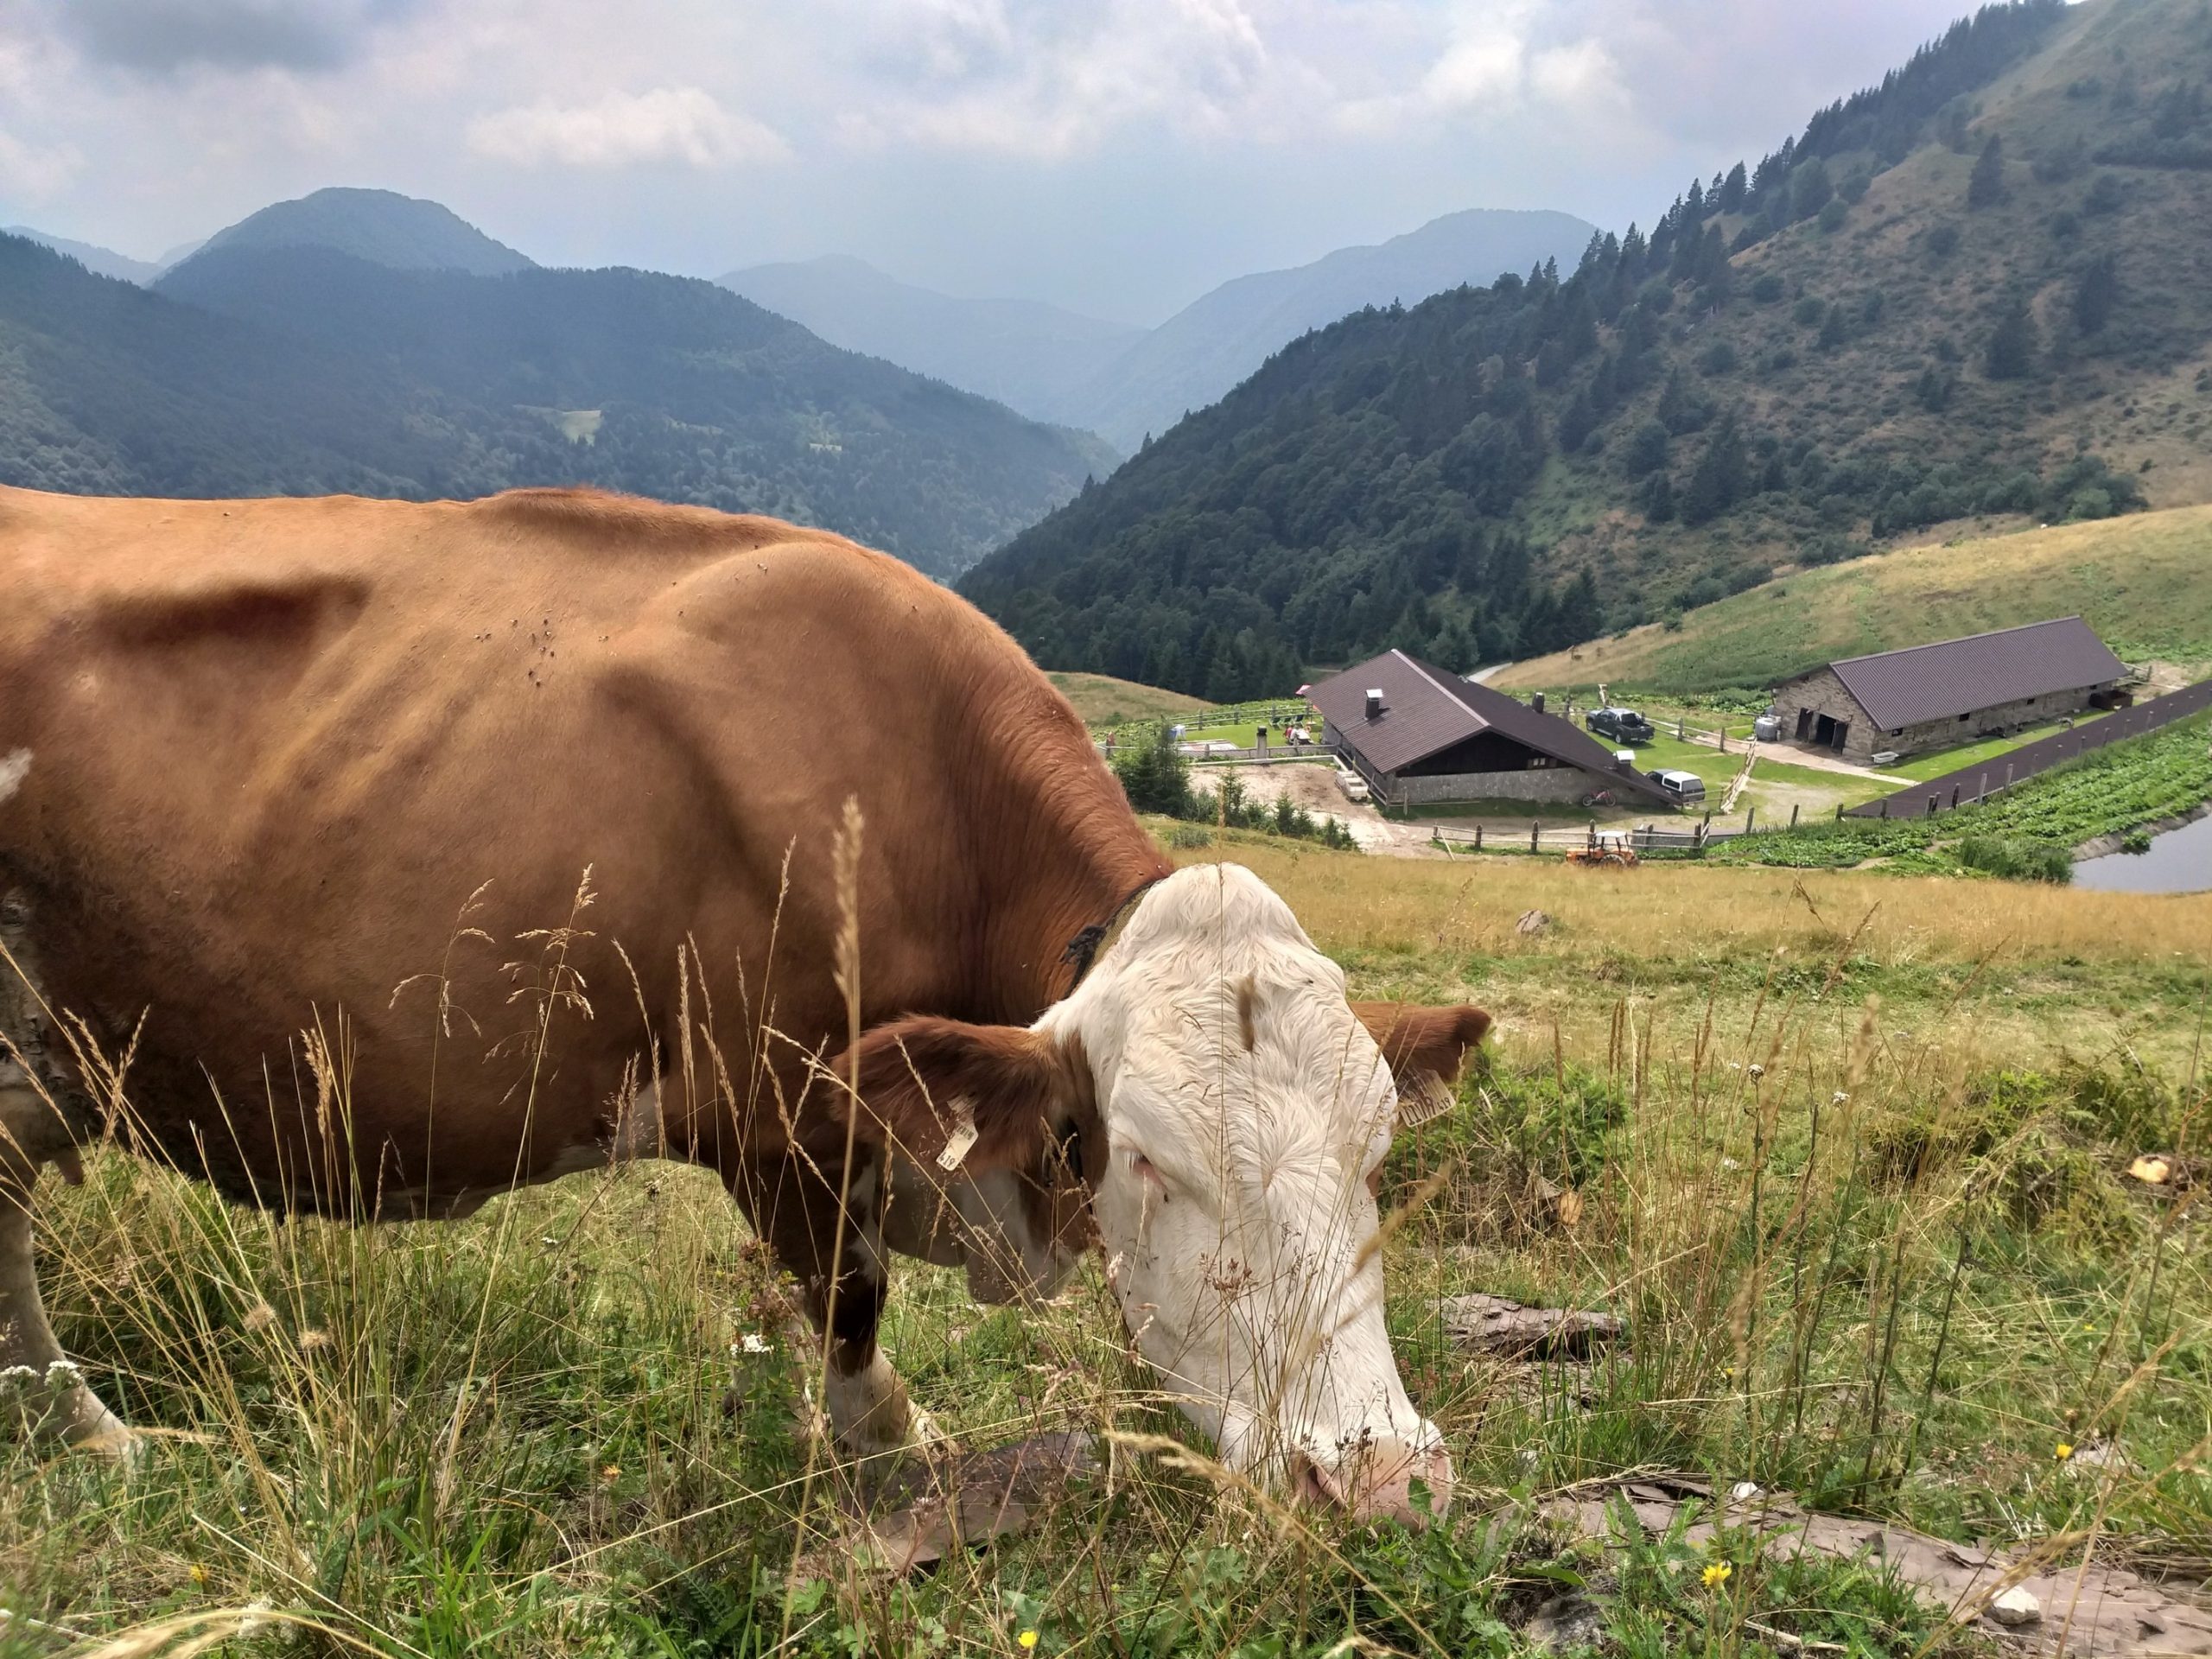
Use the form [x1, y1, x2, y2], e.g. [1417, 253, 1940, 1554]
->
[1044, 671, 1216, 725]
[1500, 501, 2212, 691]
[10, 839, 2209, 1656]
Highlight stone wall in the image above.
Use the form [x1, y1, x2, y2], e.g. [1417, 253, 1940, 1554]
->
[1395, 766, 1603, 805]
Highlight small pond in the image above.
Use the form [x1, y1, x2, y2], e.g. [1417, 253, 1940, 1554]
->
[2071, 812, 2212, 895]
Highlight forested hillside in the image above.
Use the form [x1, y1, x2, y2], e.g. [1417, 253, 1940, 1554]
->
[963, 0, 2212, 698]
[175, 188, 536, 276]
[0, 233, 1111, 575]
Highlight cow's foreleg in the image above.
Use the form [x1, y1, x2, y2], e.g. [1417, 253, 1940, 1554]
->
[734, 1149, 944, 1461]
[0, 1084, 133, 1455]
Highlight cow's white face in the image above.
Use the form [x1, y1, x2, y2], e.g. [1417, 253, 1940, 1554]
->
[1038, 864, 1452, 1521]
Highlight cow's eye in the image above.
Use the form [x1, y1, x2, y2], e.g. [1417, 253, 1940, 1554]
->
[1128, 1150, 1168, 1192]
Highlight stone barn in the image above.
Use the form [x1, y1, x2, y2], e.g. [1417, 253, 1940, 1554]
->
[1770, 617, 2129, 765]
[1310, 651, 1674, 809]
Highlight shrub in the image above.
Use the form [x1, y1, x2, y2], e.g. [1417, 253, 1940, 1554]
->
[1751, 271, 1785, 303]
[1818, 199, 1849, 233]
[1958, 835, 2073, 883]
[1925, 223, 1961, 258]
[1115, 723, 1192, 816]
[1793, 295, 1827, 327]
[1698, 340, 1739, 375]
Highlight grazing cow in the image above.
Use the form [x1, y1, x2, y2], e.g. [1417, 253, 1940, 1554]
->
[0, 486, 1487, 1522]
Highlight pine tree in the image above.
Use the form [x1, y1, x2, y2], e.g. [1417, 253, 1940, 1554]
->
[1681, 414, 1749, 524]
[1114, 724, 1192, 817]
[2072, 252, 2119, 334]
[1818, 302, 1849, 351]
[1967, 134, 2005, 207]
[1984, 295, 2037, 378]
[1720, 162, 1749, 213]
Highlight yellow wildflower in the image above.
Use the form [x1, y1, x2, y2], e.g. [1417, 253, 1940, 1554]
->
[188, 1563, 207, 1586]
[1702, 1561, 1732, 1589]
[601, 1463, 622, 1484]
[2055, 1443, 2074, 1462]
[1018, 1630, 1040, 1650]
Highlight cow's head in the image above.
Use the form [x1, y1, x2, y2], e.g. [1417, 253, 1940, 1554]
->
[843, 863, 1489, 1524]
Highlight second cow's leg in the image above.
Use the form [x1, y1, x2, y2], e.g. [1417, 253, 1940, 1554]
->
[732, 1148, 940, 1459]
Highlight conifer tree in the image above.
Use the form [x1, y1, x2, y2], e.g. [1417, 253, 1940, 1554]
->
[1967, 134, 2006, 207]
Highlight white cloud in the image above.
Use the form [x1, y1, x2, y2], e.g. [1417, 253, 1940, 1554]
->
[0, 125, 83, 198]
[466, 86, 786, 169]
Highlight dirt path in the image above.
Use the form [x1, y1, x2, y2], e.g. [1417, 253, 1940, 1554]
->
[1680, 730, 1913, 785]
[1189, 763, 1443, 857]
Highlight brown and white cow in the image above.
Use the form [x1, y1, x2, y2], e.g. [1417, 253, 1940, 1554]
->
[0, 486, 1486, 1522]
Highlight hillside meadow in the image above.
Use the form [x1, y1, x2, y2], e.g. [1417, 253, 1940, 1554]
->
[1500, 503, 2212, 694]
[3, 834, 2208, 1656]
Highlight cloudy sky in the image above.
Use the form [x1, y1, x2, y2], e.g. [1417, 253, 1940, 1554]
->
[1, 0, 1988, 324]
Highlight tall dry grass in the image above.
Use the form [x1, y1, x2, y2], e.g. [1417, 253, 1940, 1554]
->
[0, 842, 2206, 1656]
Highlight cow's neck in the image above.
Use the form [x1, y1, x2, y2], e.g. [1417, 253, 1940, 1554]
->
[965, 719, 1170, 1026]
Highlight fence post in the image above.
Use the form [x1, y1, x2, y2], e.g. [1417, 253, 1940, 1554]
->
[1926, 795, 1937, 817]
[1719, 728, 1728, 753]
[1678, 717, 1687, 741]
[1879, 799, 1889, 819]
[2004, 762, 2014, 791]
[1746, 807, 1756, 835]
[1702, 810, 1712, 836]
[1949, 783, 1961, 809]
[1978, 772, 1988, 803]
[1475, 823, 1484, 851]
[1531, 822, 1540, 854]
[1835, 804, 1843, 820]
[1790, 803, 1801, 830]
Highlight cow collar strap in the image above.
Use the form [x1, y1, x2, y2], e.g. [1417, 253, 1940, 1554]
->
[1061, 874, 1167, 993]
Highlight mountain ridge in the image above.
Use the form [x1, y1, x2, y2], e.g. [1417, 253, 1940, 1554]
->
[961, 0, 2210, 700]
[1054, 207, 1603, 449]
[718, 255, 1141, 437]
[172, 187, 536, 278]
[3, 231, 1107, 575]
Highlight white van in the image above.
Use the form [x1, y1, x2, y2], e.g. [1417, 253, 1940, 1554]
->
[1645, 768, 1707, 805]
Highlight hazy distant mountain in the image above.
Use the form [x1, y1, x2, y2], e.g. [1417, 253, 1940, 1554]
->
[3, 226, 158, 284]
[720, 254, 1141, 430]
[124, 238, 1108, 573]
[1058, 208, 1601, 449]
[174, 187, 535, 277]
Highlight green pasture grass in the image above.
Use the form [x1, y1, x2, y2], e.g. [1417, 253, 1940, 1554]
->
[1500, 505, 2212, 697]
[1884, 711, 2113, 785]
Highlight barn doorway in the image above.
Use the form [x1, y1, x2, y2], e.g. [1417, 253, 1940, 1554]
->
[1812, 713, 1850, 753]
[1795, 708, 1813, 741]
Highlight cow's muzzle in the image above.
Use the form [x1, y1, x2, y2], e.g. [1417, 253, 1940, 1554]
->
[1287, 1431, 1453, 1526]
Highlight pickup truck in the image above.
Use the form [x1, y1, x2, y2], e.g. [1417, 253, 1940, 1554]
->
[1587, 706, 1656, 743]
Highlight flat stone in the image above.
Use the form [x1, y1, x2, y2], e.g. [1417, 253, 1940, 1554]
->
[1989, 1586, 2043, 1627]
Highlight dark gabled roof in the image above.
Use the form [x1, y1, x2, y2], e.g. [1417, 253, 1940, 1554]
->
[1817, 617, 2127, 730]
[1309, 651, 1673, 802]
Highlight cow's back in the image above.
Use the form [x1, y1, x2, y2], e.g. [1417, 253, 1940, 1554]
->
[0, 487, 1139, 1209]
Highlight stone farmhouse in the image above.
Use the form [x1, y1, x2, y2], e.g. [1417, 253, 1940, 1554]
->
[1770, 617, 2131, 766]
[1311, 650, 1674, 809]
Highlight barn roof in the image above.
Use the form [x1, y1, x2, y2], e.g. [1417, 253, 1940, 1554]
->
[1309, 651, 1673, 802]
[1822, 617, 2127, 730]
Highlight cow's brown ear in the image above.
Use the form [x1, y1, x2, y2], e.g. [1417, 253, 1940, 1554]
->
[829, 1015, 1092, 1177]
[1352, 1002, 1492, 1126]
